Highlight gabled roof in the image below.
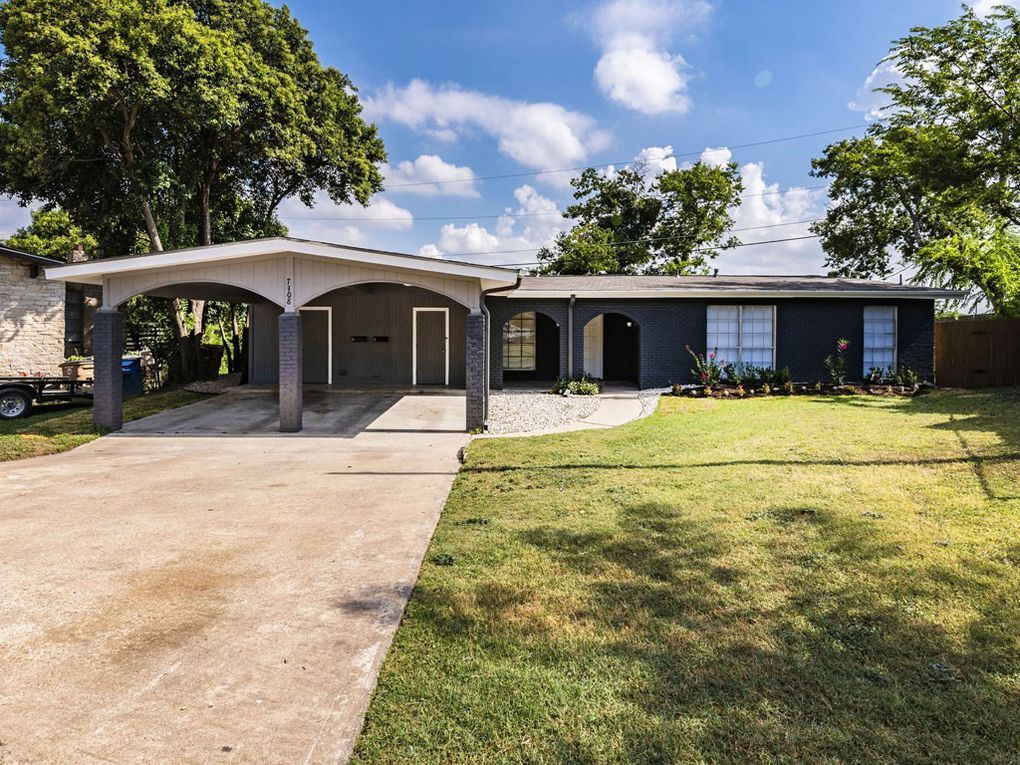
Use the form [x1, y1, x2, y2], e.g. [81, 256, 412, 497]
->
[44, 236, 520, 286]
[506, 274, 966, 300]
[0, 244, 63, 267]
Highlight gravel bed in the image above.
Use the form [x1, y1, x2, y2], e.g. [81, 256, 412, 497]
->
[637, 388, 668, 419]
[487, 391, 601, 434]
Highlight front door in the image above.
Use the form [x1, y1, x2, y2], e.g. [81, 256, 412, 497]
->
[300, 308, 331, 384]
[414, 308, 447, 385]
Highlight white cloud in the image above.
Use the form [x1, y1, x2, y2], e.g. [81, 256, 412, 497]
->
[383, 154, 479, 197]
[418, 185, 569, 266]
[970, 0, 1019, 15]
[364, 80, 610, 179]
[630, 145, 679, 178]
[594, 44, 692, 115]
[848, 59, 902, 120]
[717, 159, 828, 275]
[589, 0, 711, 115]
[276, 192, 413, 245]
[699, 146, 732, 168]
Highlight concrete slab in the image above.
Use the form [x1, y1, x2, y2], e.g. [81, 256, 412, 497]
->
[0, 394, 469, 764]
[119, 390, 467, 437]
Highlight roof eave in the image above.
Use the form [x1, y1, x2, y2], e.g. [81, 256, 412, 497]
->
[506, 289, 967, 300]
[44, 237, 520, 285]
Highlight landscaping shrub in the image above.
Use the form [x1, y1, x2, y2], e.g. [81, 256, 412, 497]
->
[552, 374, 603, 396]
[687, 345, 724, 387]
[824, 338, 850, 385]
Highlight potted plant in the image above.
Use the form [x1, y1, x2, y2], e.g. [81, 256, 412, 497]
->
[60, 355, 94, 381]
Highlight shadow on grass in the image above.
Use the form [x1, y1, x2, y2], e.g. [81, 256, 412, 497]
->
[819, 388, 1020, 502]
[411, 501, 1019, 763]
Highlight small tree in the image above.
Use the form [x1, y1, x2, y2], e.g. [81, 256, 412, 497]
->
[538, 161, 743, 275]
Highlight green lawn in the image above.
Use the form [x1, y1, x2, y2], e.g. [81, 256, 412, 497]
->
[353, 389, 1020, 765]
[0, 388, 204, 462]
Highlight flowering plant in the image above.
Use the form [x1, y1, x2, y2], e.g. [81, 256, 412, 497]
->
[824, 338, 850, 385]
[687, 344, 724, 387]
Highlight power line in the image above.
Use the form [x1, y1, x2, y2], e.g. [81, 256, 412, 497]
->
[379, 123, 873, 190]
[279, 185, 831, 222]
[445, 233, 822, 264]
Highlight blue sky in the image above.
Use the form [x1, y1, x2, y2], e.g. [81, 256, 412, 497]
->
[0, 0, 1003, 273]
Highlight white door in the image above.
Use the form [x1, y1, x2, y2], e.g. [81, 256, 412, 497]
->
[583, 315, 603, 378]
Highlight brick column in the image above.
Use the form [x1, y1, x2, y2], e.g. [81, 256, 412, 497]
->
[465, 309, 485, 431]
[278, 311, 303, 433]
[93, 308, 124, 431]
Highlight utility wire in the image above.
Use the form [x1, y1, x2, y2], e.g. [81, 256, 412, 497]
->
[377, 123, 873, 190]
[446, 234, 822, 264]
[280, 185, 830, 222]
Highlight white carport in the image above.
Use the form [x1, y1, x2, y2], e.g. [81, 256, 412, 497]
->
[45, 237, 519, 432]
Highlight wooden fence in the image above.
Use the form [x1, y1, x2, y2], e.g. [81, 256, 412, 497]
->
[935, 316, 1020, 388]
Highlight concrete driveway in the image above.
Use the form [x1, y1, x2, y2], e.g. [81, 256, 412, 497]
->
[0, 393, 468, 764]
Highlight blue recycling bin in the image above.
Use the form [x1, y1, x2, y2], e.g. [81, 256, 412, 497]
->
[121, 357, 144, 398]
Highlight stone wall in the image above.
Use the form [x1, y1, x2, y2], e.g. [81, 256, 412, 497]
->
[0, 254, 66, 376]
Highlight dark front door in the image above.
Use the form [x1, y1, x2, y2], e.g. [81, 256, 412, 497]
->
[415, 309, 446, 385]
[301, 309, 330, 384]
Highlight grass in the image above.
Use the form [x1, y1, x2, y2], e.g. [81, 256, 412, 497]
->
[0, 388, 204, 462]
[352, 389, 1020, 765]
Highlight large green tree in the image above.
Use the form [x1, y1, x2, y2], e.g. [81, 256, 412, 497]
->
[0, 0, 386, 376]
[538, 161, 743, 275]
[3, 209, 98, 262]
[810, 5, 1020, 314]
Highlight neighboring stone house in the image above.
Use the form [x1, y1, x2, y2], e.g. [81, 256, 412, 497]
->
[0, 244, 100, 376]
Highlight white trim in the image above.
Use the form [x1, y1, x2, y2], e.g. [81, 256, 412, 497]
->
[44, 237, 520, 285]
[412, 307, 450, 386]
[507, 288, 964, 300]
[298, 306, 333, 385]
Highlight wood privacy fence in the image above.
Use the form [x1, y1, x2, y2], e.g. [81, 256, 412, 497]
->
[936, 316, 1020, 388]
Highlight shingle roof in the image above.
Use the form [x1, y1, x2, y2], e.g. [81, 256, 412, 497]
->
[0, 244, 63, 267]
[508, 274, 964, 299]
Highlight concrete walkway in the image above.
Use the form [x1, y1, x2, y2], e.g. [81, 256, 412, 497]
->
[483, 387, 648, 438]
[0, 394, 468, 764]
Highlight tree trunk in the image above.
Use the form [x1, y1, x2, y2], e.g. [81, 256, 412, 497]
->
[217, 312, 233, 373]
[229, 304, 242, 374]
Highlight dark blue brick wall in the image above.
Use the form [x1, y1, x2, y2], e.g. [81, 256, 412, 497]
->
[486, 296, 935, 387]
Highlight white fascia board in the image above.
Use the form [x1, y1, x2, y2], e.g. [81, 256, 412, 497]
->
[44, 237, 520, 285]
[506, 289, 966, 300]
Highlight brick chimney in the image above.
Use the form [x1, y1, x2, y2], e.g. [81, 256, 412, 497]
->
[69, 243, 89, 263]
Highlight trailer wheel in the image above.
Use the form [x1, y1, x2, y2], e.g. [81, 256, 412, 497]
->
[0, 389, 32, 419]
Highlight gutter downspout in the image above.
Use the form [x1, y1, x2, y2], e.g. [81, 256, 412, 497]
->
[479, 273, 522, 428]
[567, 293, 575, 378]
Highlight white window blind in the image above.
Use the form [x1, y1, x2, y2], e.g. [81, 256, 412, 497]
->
[863, 306, 896, 375]
[706, 305, 775, 368]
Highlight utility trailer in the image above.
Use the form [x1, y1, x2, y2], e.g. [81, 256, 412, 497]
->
[0, 377, 93, 420]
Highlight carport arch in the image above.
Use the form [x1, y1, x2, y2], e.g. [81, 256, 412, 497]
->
[582, 311, 641, 385]
[500, 309, 562, 384]
[297, 278, 474, 311]
[106, 278, 285, 311]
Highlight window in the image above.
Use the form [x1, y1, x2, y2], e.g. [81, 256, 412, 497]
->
[706, 305, 775, 367]
[863, 306, 896, 375]
[503, 311, 537, 371]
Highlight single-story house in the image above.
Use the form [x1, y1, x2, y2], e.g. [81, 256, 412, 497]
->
[1, 244, 101, 376]
[44, 237, 963, 433]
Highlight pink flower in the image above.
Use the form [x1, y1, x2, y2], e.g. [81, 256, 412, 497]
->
[708, 352, 715, 360]
[838, 341, 848, 352]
